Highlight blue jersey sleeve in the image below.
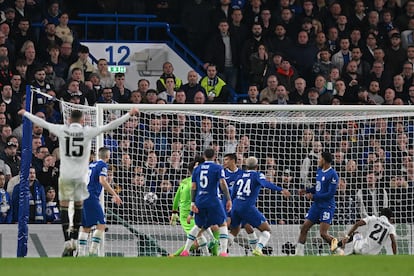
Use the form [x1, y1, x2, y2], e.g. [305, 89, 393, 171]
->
[257, 172, 283, 192]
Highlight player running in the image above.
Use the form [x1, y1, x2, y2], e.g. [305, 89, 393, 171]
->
[229, 156, 290, 256]
[77, 147, 122, 256]
[295, 152, 339, 256]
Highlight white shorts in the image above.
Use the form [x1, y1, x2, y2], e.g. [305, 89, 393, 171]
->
[58, 177, 89, 201]
[352, 233, 365, 255]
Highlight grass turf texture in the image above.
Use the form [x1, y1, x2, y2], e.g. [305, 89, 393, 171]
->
[0, 255, 412, 276]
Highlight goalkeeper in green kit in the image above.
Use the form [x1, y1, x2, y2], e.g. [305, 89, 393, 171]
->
[170, 157, 218, 256]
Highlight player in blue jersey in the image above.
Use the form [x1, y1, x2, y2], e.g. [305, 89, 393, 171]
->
[295, 152, 339, 256]
[223, 153, 258, 251]
[229, 156, 291, 256]
[180, 148, 232, 257]
[77, 147, 122, 256]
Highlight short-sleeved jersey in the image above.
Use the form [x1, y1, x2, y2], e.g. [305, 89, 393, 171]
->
[23, 112, 130, 182]
[232, 170, 283, 208]
[361, 215, 396, 255]
[192, 161, 224, 208]
[86, 160, 108, 201]
[307, 167, 339, 208]
[224, 167, 243, 194]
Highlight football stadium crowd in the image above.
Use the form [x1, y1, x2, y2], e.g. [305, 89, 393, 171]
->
[0, 0, 413, 226]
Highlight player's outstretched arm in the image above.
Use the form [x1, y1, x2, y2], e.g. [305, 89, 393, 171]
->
[18, 109, 55, 130]
[129, 107, 139, 116]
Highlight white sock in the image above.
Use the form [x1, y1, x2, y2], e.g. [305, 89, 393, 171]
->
[256, 231, 270, 251]
[78, 232, 89, 257]
[197, 236, 209, 256]
[89, 229, 103, 256]
[204, 228, 214, 242]
[228, 233, 235, 248]
[184, 225, 201, 252]
[218, 226, 228, 254]
[247, 232, 258, 250]
[296, 243, 305, 256]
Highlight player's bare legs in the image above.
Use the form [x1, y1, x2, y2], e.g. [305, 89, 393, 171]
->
[296, 219, 314, 256]
[319, 222, 339, 253]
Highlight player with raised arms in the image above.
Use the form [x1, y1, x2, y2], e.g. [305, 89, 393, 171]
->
[18, 107, 139, 256]
[77, 147, 122, 256]
[336, 207, 397, 255]
[229, 156, 291, 256]
[180, 148, 232, 257]
[295, 151, 339, 256]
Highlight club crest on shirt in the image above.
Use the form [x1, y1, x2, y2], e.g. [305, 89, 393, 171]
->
[322, 176, 325, 181]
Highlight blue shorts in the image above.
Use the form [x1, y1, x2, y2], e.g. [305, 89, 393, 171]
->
[82, 199, 106, 228]
[195, 204, 226, 228]
[230, 205, 266, 229]
[305, 203, 335, 224]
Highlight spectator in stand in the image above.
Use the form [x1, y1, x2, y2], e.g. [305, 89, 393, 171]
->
[259, 74, 278, 103]
[204, 19, 239, 90]
[271, 84, 289, 105]
[391, 74, 408, 102]
[268, 24, 293, 57]
[200, 64, 230, 103]
[145, 89, 158, 104]
[193, 90, 206, 104]
[332, 37, 351, 75]
[58, 42, 76, 77]
[278, 7, 300, 42]
[210, 0, 233, 31]
[275, 57, 298, 93]
[289, 77, 307, 104]
[96, 58, 113, 88]
[173, 89, 186, 104]
[45, 186, 60, 224]
[158, 76, 177, 104]
[156, 61, 182, 93]
[37, 22, 63, 61]
[382, 88, 396, 105]
[367, 80, 385, 105]
[369, 61, 392, 95]
[241, 23, 269, 92]
[287, 31, 318, 84]
[66, 67, 96, 106]
[401, 18, 414, 49]
[37, 154, 59, 197]
[395, 0, 414, 31]
[44, 61, 65, 94]
[356, 172, 389, 219]
[30, 67, 54, 113]
[259, 8, 274, 40]
[0, 171, 12, 223]
[306, 87, 320, 105]
[130, 90, 143, 104]
[341, 61, 363, 104]
[112, 73, 131, 103]
[238, 84, 259, 104]
[136, 78, 150, 103]
[13, 18, 37, 57]
[12, 167, 46, 223]
[181, 70, 206, 104]
[67, 45, 94, 82]
[362, 33, 379, 66]
[55, 12, 77, 47]
[326, 26, 339, 54]
[386, 33, 407, 77]
[42, 1, 61, 26]
[334, 177, 357, 225]
[350, 46, 371, 86]
[248, 44, 272, 91]
[96, 87, 117, 105]
[312, 47, 334, 80]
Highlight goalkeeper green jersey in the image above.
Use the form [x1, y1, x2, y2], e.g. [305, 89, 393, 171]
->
[172, 176, 192, 216]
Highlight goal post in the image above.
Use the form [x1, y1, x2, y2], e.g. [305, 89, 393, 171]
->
[92, 104, 414, 256]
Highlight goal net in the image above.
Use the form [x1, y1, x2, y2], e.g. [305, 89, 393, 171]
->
[87, 104, 413, 256]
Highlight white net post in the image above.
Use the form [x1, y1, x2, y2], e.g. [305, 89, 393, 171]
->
[92, 104, 414, 256]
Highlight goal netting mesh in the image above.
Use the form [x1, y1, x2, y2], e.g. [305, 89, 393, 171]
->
[65, 104, 414, 256]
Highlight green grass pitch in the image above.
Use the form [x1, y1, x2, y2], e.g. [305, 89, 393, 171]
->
[1, 255, 412, 276]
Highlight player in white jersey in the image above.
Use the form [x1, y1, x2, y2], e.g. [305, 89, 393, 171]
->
[18, 107, 139, 256]
[337, 208, 397, 255]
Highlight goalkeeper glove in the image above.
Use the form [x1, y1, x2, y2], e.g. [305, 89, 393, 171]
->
[170, 213, 179, 226]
